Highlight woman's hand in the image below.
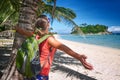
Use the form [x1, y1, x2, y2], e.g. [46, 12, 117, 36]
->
[79, 55, 93, 70]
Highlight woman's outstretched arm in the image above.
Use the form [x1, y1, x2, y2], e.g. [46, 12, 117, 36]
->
[48, 37, 93, 70]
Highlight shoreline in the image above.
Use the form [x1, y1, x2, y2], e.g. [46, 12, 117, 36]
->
[50, 35, 120, 80]
[58, 38, 120, 51]
[54, 34, 120, 49]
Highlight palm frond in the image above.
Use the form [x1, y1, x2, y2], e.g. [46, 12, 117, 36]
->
[0, 0, 20, 25]
[43, 0, 55, 4]
[9, 0, 21, 11]
[38, 4, 77, 27]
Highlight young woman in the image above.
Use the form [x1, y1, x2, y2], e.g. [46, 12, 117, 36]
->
[16, 15, 93, 80]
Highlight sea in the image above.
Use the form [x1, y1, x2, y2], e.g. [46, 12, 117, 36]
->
[59, 33, 120, 49]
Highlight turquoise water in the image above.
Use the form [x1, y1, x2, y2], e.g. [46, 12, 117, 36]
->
[60, 34, 120, 49]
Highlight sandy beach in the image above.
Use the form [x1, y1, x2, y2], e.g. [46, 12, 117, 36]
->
[49, 35, 120, 80]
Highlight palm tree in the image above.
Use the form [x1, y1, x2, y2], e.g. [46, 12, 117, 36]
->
[0, 0, 78, 29]
[0, 0, 39, 79]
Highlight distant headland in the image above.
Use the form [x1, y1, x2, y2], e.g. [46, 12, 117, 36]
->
[71, 23, 112, 35]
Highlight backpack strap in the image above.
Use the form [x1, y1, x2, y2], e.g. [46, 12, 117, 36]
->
[37, 34, 51, 44]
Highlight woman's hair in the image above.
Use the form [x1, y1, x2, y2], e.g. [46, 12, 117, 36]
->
[35, 18, 48, 31]
[38, 15, 47, 18]
[35, 15, 49, 36]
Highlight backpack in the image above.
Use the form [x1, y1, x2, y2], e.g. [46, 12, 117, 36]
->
[16, 34, 51, 78]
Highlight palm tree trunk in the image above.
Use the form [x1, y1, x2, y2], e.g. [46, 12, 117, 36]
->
[0, 0, 39, 80]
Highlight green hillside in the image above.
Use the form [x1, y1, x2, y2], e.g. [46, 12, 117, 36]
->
[71, 24, 111, 34]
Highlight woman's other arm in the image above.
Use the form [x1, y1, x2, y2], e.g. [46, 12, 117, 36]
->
[15, 26, 33, 37]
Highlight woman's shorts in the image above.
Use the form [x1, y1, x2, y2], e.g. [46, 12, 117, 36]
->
[36, 74, 48, 80]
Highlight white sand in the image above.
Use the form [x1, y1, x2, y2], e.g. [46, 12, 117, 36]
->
[49, 35, 120, 80]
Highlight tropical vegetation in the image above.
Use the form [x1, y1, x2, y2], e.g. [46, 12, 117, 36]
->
[71, 23, 110, 34]
[0, 0, 77, 32]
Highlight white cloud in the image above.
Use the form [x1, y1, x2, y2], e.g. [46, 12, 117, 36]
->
[108, 26, 120, 32]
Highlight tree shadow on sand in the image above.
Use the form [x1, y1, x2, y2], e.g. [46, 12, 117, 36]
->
[51, 50, 97, 80]
[0, 46, 12, 78]
[0, 45, 97, 80]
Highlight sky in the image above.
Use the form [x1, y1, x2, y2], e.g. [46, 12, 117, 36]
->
[51, 0, 120, 33]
